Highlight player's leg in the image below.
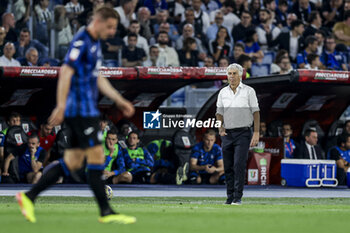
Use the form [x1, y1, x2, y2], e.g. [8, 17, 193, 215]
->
[112, 171, 132, 184]
[209, 171, 225, 184]
[85, 146, 136, 224]
[17, 149, 84, 223]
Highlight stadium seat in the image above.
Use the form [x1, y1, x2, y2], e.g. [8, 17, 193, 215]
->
[21, 117, 37, 134]
[261, 51, 275, 64]
[327, 120, 345, 137]
[251, 63, 270, 77]
[267, 120, 283, 137]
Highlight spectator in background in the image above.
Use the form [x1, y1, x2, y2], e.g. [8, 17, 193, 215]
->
[54, 5, 74, 60]
[314, 30, 326, 55]
[209, 26, 232, 63]
[244, 29, 264, 63]
[20, 47, 39, 66]
[321, 36, 348, 71]
[237, 54, 252, 78]
[0, 26, 7, 55]
[190, 0, 210, 36]
[296, 35, 318, 68]
[201, 0, 219, 14]
[14, 28, 48, 59]
[231, 41, 245, 63]
[167, 0, 187, 25]
[333, 10, 350, 47]
[0, 42, 21, 66]
[204, 56, 214, 67]
[123, 20, 149, 56]
[144, 0, 168, 16]
[218, 56, 230, 67]
[232, 0, 247, 18]
[137, 7, 152, 41]
[231, 10, 255, 43]
[256, 9, 281, 52]
[305, 53, 322, 70]
[206, 11, 226, 42]
[291, 0, 316, 24]
[155, 31, 179, 67]
[122, 33, 147, 67]
[124, 131, 154, 184]
[143, 45, 160, 66]
[114, 0, 136, 31]
[282, 123, 297, 159]
[275, 0, 288, 28]
[327, 134, 350, 185]
[303, 11, 324, 39]
[175, 23, 207, 60]
[277, 56, 293, 74]
[154, 22, 179, 45]
[189, 130, 224, 184]
[34, 0, 52, 46]
[322, 0, 345, 28]
[267, 19, 305, 63]
[65, 0, 85, 20]
[264, 0, 278, 26]
[177, 37, 199, 67]
[179, 8, 204, 41]
[281, 13, 297, 33]
[249, 0, 261, 25]
[12, 0, 31, 26]
[209, 1, 240, 34]
[17, 133, 46, 184]
[260, 121, 267, 138]
[294, 129, 325, 160]
[270, 49, 289, 74]
[2, 13, 18, 43]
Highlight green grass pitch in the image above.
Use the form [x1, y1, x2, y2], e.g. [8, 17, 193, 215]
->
[1, 196, 350, 233]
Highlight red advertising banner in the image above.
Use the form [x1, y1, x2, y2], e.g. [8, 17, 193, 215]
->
[247, 152, 272, 185]
[298, 69, 350, 84]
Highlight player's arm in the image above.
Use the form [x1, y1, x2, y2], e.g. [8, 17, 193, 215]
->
[190, 158, 206, 172]
[214, 159, 224, 173]
[97, 75, 134, 118]
[48, 65, 74, 126]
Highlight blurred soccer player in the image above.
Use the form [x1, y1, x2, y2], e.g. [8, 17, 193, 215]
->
[16, 6, 136, 224]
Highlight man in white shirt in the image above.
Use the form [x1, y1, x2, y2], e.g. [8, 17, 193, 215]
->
[114, 0, 136, 30]
[216, 63, 260, 205]
[123, 20, 149, 55]
[0, 42, 21, 67]
[155, 31, 179, 67]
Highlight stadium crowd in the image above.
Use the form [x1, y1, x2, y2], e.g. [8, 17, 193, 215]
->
[0, 113, 349, 186]
[0, 0, 349, 76]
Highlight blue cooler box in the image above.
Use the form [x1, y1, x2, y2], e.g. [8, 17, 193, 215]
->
[281, 159, 322, 187]
[347, 169, 350, 188]
[319, 160, 337, 187]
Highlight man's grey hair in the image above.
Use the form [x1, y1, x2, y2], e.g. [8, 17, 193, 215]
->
[25, 47, 38, 57]
[227, 63, 243, 76]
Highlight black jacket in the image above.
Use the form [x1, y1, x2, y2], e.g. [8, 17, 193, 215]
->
[294, 141, 325, 160]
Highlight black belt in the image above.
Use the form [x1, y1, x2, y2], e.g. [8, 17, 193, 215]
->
[226, 127, 250, 132]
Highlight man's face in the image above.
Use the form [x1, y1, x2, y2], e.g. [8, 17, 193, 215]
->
[287, 13, 297, 26]
[345, 122, 350, 134]
[325, 38, 336, 52]
[295, 24, 304, 35]
[259, 11, 269, 23]
[234, 46, 244, 59]
[159, 23, 170, 33]
[309, 41, 318, 53]
[158, 33, 169, 45]
[128, 36, 137, 47]
[214, 13, 224, 26]
[129, 23, 140, 34]
[203, 134, 215, 151]
[183, 25, 193, 38]
[3, 43, 15, 58]
[306, 132, 318, 146]
[192, 0, 202, 10]
[97, 17, 117, 40]
[345, 2, 350, 11]
[282, 124, 293, 137]
[227, 68, 241, 86]
[127, 133, 139, 147]
[0, 27, 6, 41]
[27, 50, 39, 65]
[299, 0, 309, 9]
[219, 58, 229, 67]
[241, 13, 252, 26]
[260, 122, 267, 134]
[157, 11, 167, 23]
[5, 14, 15, 28]
[41, 124, 53, 137]
[344, 137, 350, 150]
[185, 10, 195, 23]
[150, 47, 159, 58]
[9, 116, 21, 126]
[40, 0, 49, 8]
[204, 57, 214, 67]
[20, 32, 30, 44]
[106, 133, 118, 149]
[138, 7, 150, 20]
[279, 58, 291, 71]
[266, 1, 276, 11]
[315, 32, 324, 45]
[28, 137, 40, 151]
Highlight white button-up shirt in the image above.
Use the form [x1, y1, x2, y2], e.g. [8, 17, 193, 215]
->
[216, 82, 259, 129]
[0, 55, 21, 67]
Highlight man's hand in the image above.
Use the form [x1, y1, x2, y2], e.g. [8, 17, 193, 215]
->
[205, 165, 216, 174]
[48, 106, 65, 126]
[2, 172, 9, 176]
[30, 147, 37, 156]
[250, 132, 259, 147]
[103, 170, 115, 178]
[117, 100, 135, 118]
[219, 126, 227, 136]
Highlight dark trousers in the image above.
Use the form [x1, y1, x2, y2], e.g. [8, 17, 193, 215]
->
[222, 129, 252, 201]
